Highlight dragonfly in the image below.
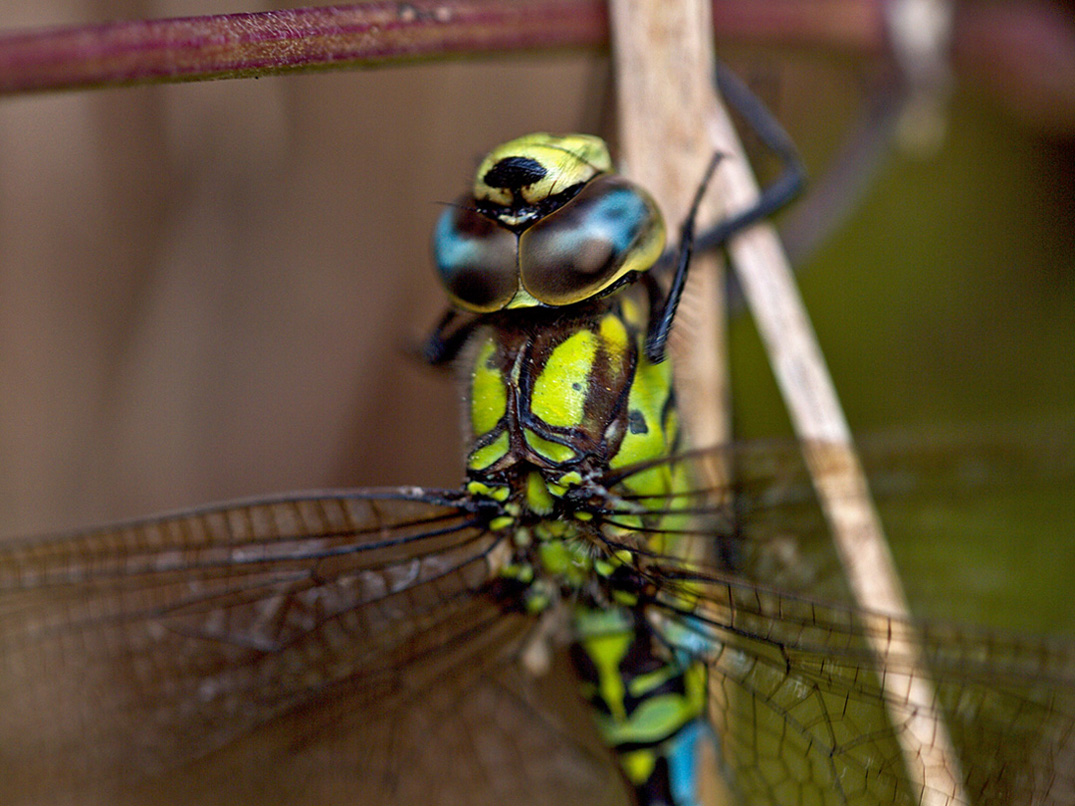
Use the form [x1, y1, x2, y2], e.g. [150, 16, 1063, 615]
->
[0, 131, 1072, 806]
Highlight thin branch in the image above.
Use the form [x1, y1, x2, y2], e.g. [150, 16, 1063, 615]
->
[0, 0, 1072, 136]
[709, 62, 969, 806]
[0, 1, 607, 94]
[610, 6, 733, 801]
[612, 0, 730, 452]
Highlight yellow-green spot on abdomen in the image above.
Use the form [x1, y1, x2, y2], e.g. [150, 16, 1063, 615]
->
[580, 631, 631, 723]
[531, 329, 596, 428]
[629, 665, 680, 699]
[602, 693, 695, 746]
[470, 338, 507, 437]
[620, 749, 658, 786]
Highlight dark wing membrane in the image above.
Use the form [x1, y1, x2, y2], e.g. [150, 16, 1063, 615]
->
[337, 647, 628, 806]
[94, 611, 625, 806]
[0, 489, 619, 805]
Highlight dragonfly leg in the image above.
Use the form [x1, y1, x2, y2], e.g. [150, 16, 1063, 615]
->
[646, 61, 807, 363]
[422, 307, 479, 365]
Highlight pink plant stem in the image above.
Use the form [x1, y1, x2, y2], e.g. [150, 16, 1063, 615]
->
[0, 0, 1072, 134]
[0, 1, 608, 94]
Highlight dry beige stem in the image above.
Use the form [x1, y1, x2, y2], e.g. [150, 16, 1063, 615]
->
[610, 1, 966, 803]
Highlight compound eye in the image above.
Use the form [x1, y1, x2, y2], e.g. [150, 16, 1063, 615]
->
[519, 176, 664, 306]
[432, 199, 519, 313]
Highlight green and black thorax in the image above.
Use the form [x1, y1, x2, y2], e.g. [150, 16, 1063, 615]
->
[462, 292, 680, 518]
[430, 133, 691, 565]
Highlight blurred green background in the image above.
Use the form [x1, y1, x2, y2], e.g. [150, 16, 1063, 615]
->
[731, 89, 1074, 632]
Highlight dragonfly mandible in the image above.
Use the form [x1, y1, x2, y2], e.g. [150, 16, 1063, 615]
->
[0, 133, 1072, 806]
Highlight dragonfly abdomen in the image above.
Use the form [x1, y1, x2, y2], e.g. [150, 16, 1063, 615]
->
[571, 605, 711, 806]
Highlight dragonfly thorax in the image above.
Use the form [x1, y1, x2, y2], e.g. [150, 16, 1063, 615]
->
[460, 284, 691, 583]
[465, 291, 676, 484]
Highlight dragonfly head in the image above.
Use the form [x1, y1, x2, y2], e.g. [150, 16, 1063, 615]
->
[433, 133, 666, 313]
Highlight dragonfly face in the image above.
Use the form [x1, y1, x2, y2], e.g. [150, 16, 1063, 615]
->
[0, 134, 1073, 806]
[433, 133, 664, 312]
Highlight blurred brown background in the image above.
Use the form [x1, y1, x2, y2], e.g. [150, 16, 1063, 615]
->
[1, 0, 1071, 591]
[0, 3, 610, 531]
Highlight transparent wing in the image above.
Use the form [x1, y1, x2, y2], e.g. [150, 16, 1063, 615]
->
[1, 427, 1072, 806]
[600, 432, 1075, 806]
[638, 566, 1075, 806]
[0, 489, 619, 806]
[613, 424, 1075, 603]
